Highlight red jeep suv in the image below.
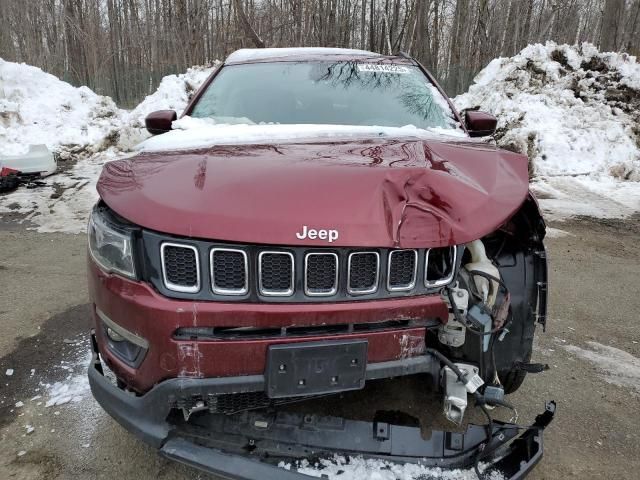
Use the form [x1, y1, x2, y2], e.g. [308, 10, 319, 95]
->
[88, 48, 553, 479]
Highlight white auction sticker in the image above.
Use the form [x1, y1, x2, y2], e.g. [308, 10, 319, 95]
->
[357, 64, 410, 74]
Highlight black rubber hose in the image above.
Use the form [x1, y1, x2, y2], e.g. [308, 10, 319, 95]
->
[425, 347, 468, 382]
[446, 287, 468, 325]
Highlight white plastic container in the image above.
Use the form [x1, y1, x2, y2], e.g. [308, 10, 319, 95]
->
[465, 239, 501, 307]
[0, 144, 56, 176]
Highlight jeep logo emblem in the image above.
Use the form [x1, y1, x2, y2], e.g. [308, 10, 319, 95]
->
[295, 225, 339, 243]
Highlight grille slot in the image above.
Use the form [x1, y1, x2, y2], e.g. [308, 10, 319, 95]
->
[161, 243, 200, 293]
[173, 319, 423, 340]
[304, 253, 338, 296]
[259, 251, 294, 296]
[387, 249, 417, 291]
[210, 248, 248, 295]
[348, 252, 379, 294]
[425, 246, 457, 287]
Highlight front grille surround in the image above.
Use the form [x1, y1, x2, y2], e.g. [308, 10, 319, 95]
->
[160, 242, 201, 293]
[425, 246, 457, 288]
[387, 249, 418, 292]
[347, 251, 380, 295]
[147, 231, 460, 303]
[258, 251, 295, 296]
[304, 252, 339, 296]
[210, 248, 248, 295]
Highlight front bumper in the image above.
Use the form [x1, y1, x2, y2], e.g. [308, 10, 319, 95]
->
[88, 260, 449, 393]
[89, 335, 556, 479]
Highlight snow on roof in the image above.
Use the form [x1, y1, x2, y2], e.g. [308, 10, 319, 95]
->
[226, 47, 381, 64]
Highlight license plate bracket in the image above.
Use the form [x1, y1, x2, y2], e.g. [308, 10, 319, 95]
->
[266, 340, 368, 398]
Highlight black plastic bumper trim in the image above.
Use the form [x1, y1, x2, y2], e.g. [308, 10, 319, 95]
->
[89, 333, 555, 479]
[161, 437, 305, 480]
[88, 332, 438, 447]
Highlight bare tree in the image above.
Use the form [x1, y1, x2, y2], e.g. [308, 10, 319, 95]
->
[233, 0, 265, 48]
[1, 0, 637, 104]
[600, 0, 625, 51]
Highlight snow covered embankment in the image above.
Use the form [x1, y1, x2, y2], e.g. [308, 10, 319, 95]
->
[0, 59, 124, 158]
[0, 61, 216, 232]
[454, 42, 640, 219]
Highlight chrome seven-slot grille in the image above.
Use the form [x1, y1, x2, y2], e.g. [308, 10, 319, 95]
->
[153, 237, 457, 302]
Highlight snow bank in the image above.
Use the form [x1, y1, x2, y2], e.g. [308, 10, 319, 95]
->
[455, 42, 640, 219]
[0, 59, 124, 158]
[0, 62, 216, 233]
[0, 58, 218, 158]
[454, 42, 640, 181]
[138, 116, 465, 152]
[119, 64, 218, 149]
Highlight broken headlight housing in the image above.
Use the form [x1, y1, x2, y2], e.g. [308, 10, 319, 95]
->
[88, 205, 137, 279]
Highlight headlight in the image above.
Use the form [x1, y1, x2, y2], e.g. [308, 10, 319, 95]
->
[88, 206, 136, 279]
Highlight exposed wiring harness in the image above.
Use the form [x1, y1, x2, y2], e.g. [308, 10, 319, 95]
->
[441, 267, 518, 479]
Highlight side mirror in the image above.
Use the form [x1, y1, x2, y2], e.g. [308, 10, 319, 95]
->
[145, 110, 177, 135]
[465, 110, 497, 137]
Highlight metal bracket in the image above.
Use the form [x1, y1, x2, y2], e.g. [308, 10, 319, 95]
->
[533, 401, 557, 429]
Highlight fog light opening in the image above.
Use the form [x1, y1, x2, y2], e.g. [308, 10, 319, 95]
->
[96, 307, 149, 367]
[107, 327, 125, 342]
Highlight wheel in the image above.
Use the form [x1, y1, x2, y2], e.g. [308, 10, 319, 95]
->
[499, 342, 532, 394]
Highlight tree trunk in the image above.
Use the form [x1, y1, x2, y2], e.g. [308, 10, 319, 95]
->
[600, 0, 625, 51]
[233, 0, 265, 48]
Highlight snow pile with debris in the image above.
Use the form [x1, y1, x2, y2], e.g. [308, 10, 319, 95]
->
[119, 64, 218, 148]
[0, 150, 126, 233]
[455, 42, 640, 218]
[0, 59, 124, 158]
[0, 62, 216, 233]
[280, 456, 503, 480]
[565, 341, 640, 394]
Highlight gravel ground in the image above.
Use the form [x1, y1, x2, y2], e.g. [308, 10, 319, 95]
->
[1, 215, 639, 479]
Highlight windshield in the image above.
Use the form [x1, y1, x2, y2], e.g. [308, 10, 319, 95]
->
[190, 62, 460, 130]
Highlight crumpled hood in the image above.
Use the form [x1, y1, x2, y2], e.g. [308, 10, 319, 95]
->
[97, 137, 529, 248]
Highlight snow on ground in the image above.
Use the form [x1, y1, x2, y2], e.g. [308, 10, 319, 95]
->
[454, 42, 640, 219]
[3, 334, 103, 458]
[544, 226, 573, 238]
[0, 150, 120, 233]
[0, 59, 124, 158]
[280, 456, 503, 480]
[564, 341, 640, 394]
[41, 336, 93, 407]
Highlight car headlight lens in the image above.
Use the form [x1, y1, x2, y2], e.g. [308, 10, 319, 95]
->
[88, 206, 136, 279]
